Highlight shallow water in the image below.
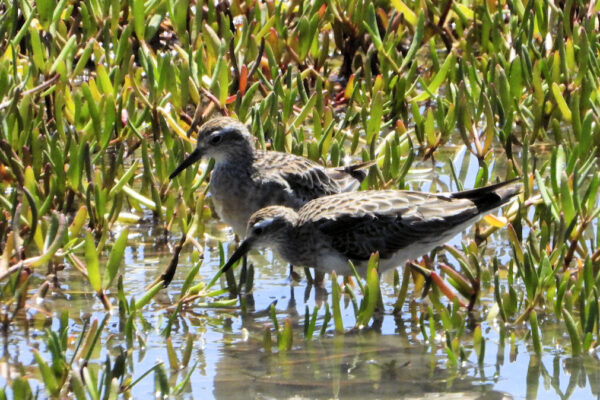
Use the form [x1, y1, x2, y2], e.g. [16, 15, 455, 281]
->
[1, 151, 599, 399]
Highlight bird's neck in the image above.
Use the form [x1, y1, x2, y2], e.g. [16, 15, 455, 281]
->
[276, 226, 314, 267]
[214, 142, 256, 171]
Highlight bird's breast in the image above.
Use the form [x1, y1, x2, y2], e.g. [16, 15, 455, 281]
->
[209, 165, 256, 236]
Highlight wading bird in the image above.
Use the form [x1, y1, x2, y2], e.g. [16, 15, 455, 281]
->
[221, 180, 521, 276]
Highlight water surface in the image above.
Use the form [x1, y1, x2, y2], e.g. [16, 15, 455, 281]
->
[1, 150, 599, 399]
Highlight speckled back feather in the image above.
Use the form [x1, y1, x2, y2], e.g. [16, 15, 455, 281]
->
[296, 181, 521, 261]
[253, 150, 367, 204]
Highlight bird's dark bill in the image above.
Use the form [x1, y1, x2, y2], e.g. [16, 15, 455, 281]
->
[169, 148, 203, 179]
[221, 239, 253, 273]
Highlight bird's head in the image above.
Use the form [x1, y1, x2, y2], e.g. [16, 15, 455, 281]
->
[220, 206, 298, 272]
[169, 117, 253, 179]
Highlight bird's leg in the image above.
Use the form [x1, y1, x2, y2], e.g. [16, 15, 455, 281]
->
[314, 270, 326, 287]
[314, 284, 328, 304]
[289, 264, 301, 282]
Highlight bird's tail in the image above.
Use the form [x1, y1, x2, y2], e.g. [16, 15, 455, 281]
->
[336, 160, 376, 183]
[451, 178, 522, 212]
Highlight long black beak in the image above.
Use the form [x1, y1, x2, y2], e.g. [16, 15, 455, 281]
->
[221, 239, 254, 273]
[169, 148, 203, 179]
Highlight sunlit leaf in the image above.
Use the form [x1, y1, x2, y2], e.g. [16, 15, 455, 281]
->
[85, 232, 101, 292]
[102, 228, 128, 289]
[483, 214, 508, 228]
[551, 82, 572, 121]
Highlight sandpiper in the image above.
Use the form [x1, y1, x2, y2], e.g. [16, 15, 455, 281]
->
[220, 180, 522, 275]
[169, 117, 372, 237]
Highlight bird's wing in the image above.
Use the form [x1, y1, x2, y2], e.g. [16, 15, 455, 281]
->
[299, 190, 480, 260]
[255, 151, 342, 202]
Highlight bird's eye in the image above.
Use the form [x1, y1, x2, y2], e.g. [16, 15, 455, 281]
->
[253, 226, 263, 235]
[209, 134, 222, 145]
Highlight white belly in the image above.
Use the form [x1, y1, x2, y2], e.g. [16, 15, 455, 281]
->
[209, 165, 255, 237]
[211, 196, 251, 237]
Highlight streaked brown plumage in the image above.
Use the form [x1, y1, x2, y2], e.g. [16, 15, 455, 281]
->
[169, 117, 371, 236]
[222, 180, 522, 275]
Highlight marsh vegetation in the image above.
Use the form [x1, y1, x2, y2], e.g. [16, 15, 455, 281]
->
[0, 0, 599, 398]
